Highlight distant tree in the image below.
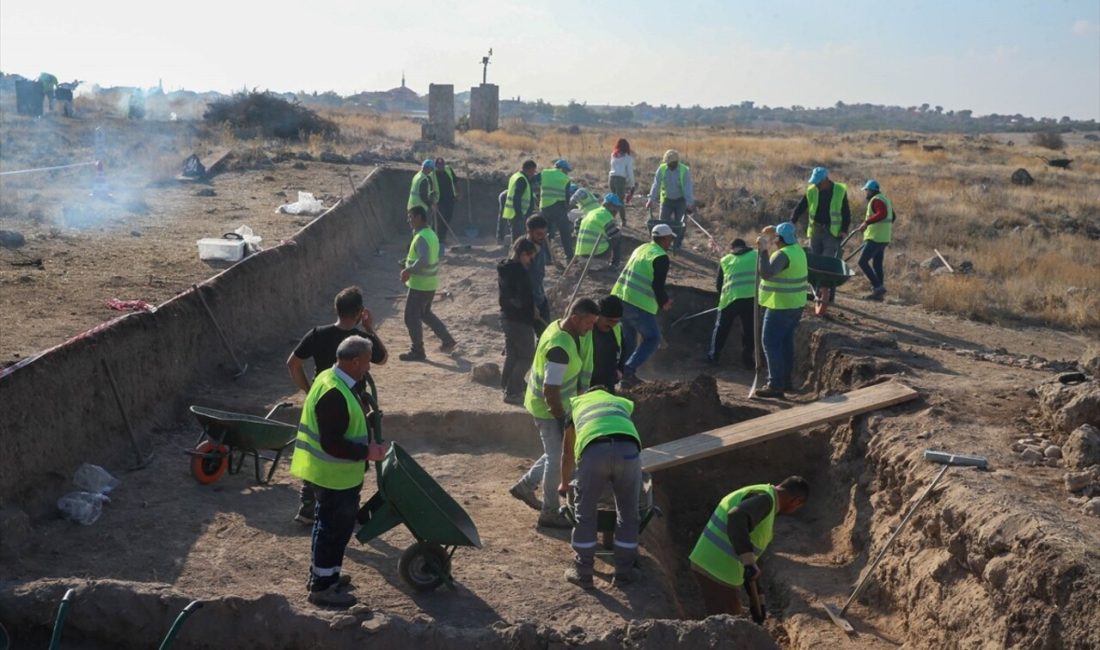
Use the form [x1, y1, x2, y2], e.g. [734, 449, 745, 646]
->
[740, 100, 755, 109]
[1060, 116, 1072, 124]
[1031, 131, 1066, 150]
[958, 109, 973, 119]
[934, 105, 943, 114]
[920, 103, 930, 112]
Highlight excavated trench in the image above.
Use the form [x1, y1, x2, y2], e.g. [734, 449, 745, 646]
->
[4, 171, 1097, 649]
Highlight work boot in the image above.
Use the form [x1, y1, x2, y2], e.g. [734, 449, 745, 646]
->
[509, 481, 542, 511]
[439, 339, 457, 354]
[564, 566, 595, 590]
[293, 503, 315, 525]
[399, 349, 427, 362]
[862, 290, 884, 302]
[537, 511, 573, 529]
[307, 583, 356, 608]
[503, 392, 525, 406]
[753, 385, 786, 399]
[612, 567, 641, 587]
[620, 372, 643, 389]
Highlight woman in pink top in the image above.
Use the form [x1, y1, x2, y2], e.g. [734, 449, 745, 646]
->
[608, 138, 636, 226]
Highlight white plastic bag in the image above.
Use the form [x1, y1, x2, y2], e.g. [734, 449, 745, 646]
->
[58, 492, 111, 525]
[276, 191, 325, 216]
[233, 225, 263, 253]
[73, 463, 120, 494]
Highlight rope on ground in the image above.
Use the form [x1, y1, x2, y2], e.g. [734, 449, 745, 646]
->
[0, 161, 96, 177]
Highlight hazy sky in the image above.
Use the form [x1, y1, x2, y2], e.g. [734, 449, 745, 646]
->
[2, 0, 1098, 120]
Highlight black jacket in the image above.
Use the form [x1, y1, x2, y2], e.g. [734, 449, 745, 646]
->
[498, 259, 535, 323]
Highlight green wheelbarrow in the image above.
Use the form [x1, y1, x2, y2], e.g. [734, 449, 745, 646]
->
[559, 471, 662, 554]
[186, 403, 296, 485]
[355, 442, 482, 592]
[805, 248, 856, 316]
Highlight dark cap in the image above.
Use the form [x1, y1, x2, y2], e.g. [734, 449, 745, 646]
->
[730, 238, 750, 254]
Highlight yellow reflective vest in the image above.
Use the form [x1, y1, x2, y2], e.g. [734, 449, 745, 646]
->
[758, 245, 807, 310]
[568, 391, 639, 462]
[689, 484, 777, 587]
[405, 227, 440, 291]
[502, 171, 532, 221]
[863, 192, 895, 244]
[612, 242, 667, 314]
[290, 369, 369, 490]
[806, 182, 848, 238]
[575, 207, 614, 257]
[718, 250, 758, 309]
[525, 321, 593, 419]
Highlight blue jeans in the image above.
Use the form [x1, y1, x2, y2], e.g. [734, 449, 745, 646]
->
[621, 302, 661, 375]
[309, 483, 362, 592]
[762, 307, 802, 390]
[858, 240, 888, 290]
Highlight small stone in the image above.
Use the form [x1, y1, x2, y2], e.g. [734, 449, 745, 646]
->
[470, 362, 501, 387]
[1045, 458, 1062, 468]
[1019, 448, 1043, 464]
[329, 614, 357, 630]
[195, 188, 216, 197]
[361, 613, 390, 634]
[1044, 445, 1062, 459]
[348, 604, 371, 616]
[1064, 424, 1100, 469]
[1064, 470, 1096, 493]
[1084, 498, 1100, 517]
[130, 229, 142, 237]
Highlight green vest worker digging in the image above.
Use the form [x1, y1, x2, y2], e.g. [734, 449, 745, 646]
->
[690, 476, 809, 616]
[559, 388, 643, 590]
[398, 205, 455, 362]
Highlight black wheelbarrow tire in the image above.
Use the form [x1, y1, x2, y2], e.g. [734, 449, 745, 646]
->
[398, 542, 450, 592]
[191, 441, 229, 485]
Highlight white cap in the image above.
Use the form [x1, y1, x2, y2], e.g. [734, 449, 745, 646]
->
[651, 223, 675, 238]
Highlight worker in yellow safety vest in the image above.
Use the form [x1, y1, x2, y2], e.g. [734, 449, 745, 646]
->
[510, 298, 598, 529]
[574, 193, 623, 270]
[398, 205, 455, 362]
[854, 179, 897, 301]
[706, 238, 758, 368]
[539, 159, 576, 260]
[689, 476, 809, 616]
[559, 387, 644, 590]
[289, 335, 381, 609]
[645, 149, 695, 249]
[611, 224, 674, 387]
[752, 223, 807, 399]
[407, 159, 438, 213]
[790, 166, 850, 257]
[499, 159, 538, 244]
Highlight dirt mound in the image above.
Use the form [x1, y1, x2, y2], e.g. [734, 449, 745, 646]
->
[0, 579, 778, 650]
[203, 91, 337, 140]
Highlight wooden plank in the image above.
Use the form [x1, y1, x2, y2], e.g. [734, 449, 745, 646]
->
[640, 381, 919, 472]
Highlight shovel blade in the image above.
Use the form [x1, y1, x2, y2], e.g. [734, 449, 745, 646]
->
[823, 603, 854, 634]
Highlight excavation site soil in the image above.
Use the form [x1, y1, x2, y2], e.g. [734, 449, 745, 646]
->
[2, 124, 1099, 650]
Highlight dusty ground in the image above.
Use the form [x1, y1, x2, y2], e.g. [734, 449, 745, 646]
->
[3, 113, 1100, 649]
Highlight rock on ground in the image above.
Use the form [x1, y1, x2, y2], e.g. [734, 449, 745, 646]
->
[1064, 424, 1100, 469]
[1036, 379, 1100, 435]
[470, 362, 501, 387]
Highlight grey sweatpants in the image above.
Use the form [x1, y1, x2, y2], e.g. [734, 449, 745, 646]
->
[404, 288, 453, 352]
[571, 439, 641, 575]
[810, 229, 841, 257]
[518, 417, 564, 515]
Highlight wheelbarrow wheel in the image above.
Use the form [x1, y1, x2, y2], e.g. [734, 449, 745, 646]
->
[398, 542, 450, 592]
[814, 287, 831, 316]
[191, 441, 229, 485]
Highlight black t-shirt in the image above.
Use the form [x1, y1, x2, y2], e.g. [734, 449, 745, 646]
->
[591, 327, 621, 388]
[293, 325, 385, 377]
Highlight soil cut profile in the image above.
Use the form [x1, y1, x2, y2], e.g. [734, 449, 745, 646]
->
[2, 165, 1098, 650]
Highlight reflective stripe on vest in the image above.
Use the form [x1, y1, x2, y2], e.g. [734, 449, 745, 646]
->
[569, 391, 639, 462]
[539, 169, 570, 208]
[405, 227, 440, 291]
[524, 321, 590, 419]
[806, 182, 847, 238]
[289, 369, 368, 490]
[575, 207, 613, 257]
[863, 192, 895, 243]
[612, 242, 667, 314]
[758, 245, 808, 310]
[718, 250, 758, 309]
[502, 171, 532, 221]
[688, 484, 777, 587]
[657, 163, 688, 204]
[407, 171, 434, 211]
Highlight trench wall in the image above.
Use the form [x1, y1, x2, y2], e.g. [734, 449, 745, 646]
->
[0, 167, 502, 507]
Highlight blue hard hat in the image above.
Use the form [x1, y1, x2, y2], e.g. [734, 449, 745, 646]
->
[422, 159, 435, 170]
[808, 167, 828, 185]
[862, 179, 880, 192]
[555, 159, 573, 172]
[775, 222, 797, 244]
[603, 193, 623, 207]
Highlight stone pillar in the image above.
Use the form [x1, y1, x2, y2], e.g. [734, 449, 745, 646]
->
[469, 83, 499, 132]
[427, 83, 455, 146]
